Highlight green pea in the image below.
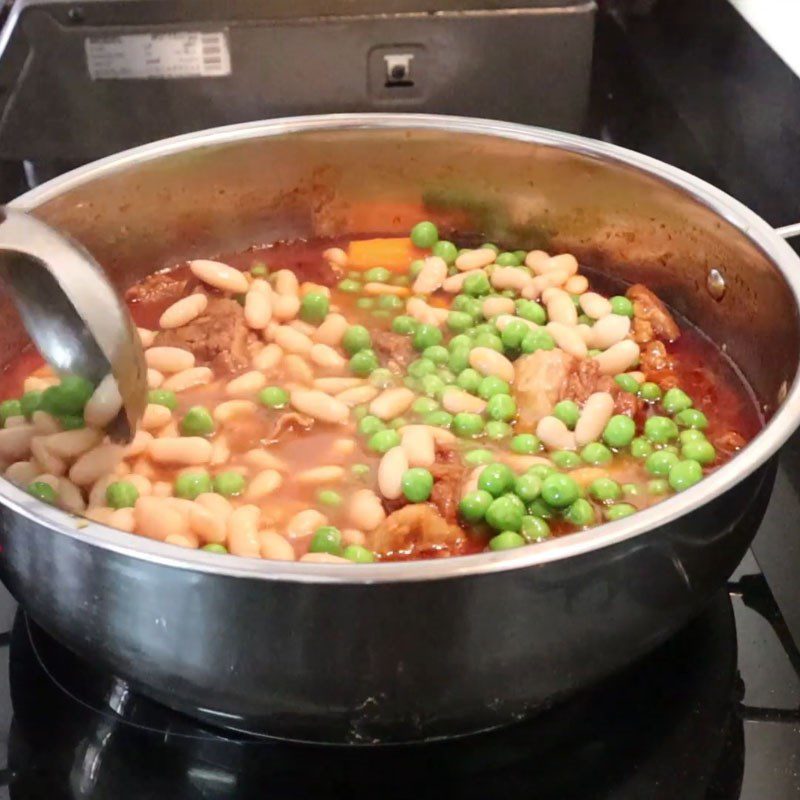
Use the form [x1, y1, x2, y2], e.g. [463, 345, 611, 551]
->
[484, 420, 511, 440]
[455, 368, 481, 394]
[516, 299, 547, 325]
[668, 459, 704, 492]
[510, 434, 542, 454]
[424, 410, 453, 428]
[527, 464, 555, 481]
[213, 471, 246, 497]
[343, 544, 375, 564]
[419, 374, 444, 399]
[604, 503, 637, 520]
[550, 449, 582, 470]
[58, 414, 85, 430]
[630, 436, 653, 459]
[401, 468, 434, 502]
[309, 526, 342, 555]
[478, 462, 516, 497]
[175, 471, 213, 500]
[28, 481, 57, 504]
[477, 376, 510, 400]
[412, 397, 439, 415]
[258, 386, 289, 409]
[447, 311, 473, 333]
[577, 314, 593, 326]
[409, 259, 425, 278]
[589, 477, 621, 503]
[526, 497, 555, 519]
[317, 489, 343, 507]
[682, 439, 716, 464]
[358, 415, 385, 436]
[356, 297, 375, 310]
[342, 325, 372, 355]
[0, 398, 22, 423]
[20, 391, 42, 419]
[647, 479, 669, 496]
[521, 329, 555, 354]
[460, 449, 490, 468]
[432, 240, 458, 265]
[452, 412, 484, 438]
[621, 483, 641, 498]
[369, 368, 395, 389]
[463, 271, 491, 297]
[202, 543, 228, 554]
[638, 382, 662, 402]
[514, 473, 542, 503]
[644, 415, 679, 444]
[377, 294, 403, 311]
[566, 498, 595, 527]
[541, 473, 580, 508]
[679, 428, 707, 445]
[106, 480, 139, 509]
[52, 375, 94, 415]
[250, 262, 268, 277]
[473, 332, 503, 352]
[645, 450, 680, 477]
[148, 389, 178, 411]
[389, 416, 409, 430]
[520, 515, 550, 542]
[447, 346, 471, 375]
[675, 408, 708, 430]
[610, 296, 634, 317]
[581, 442, 613, 465]
[350, 350, 379, 377]
[662, 388, 693, 415]
[180, 406, 215, 437]
[496, 251, 521, 267]
[392, 315, 418, 335]
[371, 310, 392, 322]
[603, 415, 636, 448]
[351, 463, 371, 479]
[485, 494, 524, 531]
[486, 394, 516, 422]
[368, 429, 401, 453]
[459, 489, 493, 522]
[364, 267, 392, 283]
[300, 292, 329, 325]
[553, 400, 580, 430]
[413, 324, 443, 351]
[501, 320, 530, 350]
[489, 531, 526, 550]
[420, 347, 446, 367]
[407, 359, 435, 380]
[347, 270, 362, 280]
[410, 221, 439, 248]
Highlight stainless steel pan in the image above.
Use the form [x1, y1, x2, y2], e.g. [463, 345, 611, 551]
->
[1, 115, 799, 744]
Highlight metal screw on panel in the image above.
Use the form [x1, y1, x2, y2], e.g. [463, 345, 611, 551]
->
[706, 268, 726, 301]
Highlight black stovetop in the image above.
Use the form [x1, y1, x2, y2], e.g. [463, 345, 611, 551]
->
[0, 1, 799, 797]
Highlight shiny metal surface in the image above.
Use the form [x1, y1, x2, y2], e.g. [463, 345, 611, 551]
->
[0, 114, 799, 742]
[0, 207, 146, 440]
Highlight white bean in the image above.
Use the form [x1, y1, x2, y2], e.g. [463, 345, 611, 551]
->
[310, 343, 346, 370]
[227, 505, 262, 557]
[289, 319, 317, 337]
[141, 403, 173, 431]
[296, 465, 345, 485]
[43, 427, 102, 460]
[195, 492, 233, 522]
[31, 411, 60, 435]
[58, 478, 86, 514]
[5, 461, 39, 486]
[188, 503, 226, 543]
[482, 296, 516, 318]
[125, 430, 153, 458]
[0, 425, 35, 461]
[159, 293, 208, 329]
[399, 424, 455, 446]
[545, 289, 578, 326]
[30, 437, 65, 476]
[588, 314, 631, 350]
[523, 250, 550, 272]
[69, 444, 125, 486]
[126, 474, 152, 497]
[225, 370, 267, 397]
[272, 294, 301, 322]
[406, 297, 443, 327]
[273, 269, 299, 297]
[442, 388, 487, 414]
[593, 340, 640, 375]
[564, 275, 589, 295]
[540, 253, 579, 277]
[378, 446, 408, 500]
[214, 400, 257, 423]
[300, 552, 349, 564]
[490, 267, 531, 292]
[494, 314, 537, 332]
[244, 288, 272, 330]
[245, 469, 283, 500]
[442, 271, 472, 293]
[189, 259, 249, 293]
[314, 377, 364, 393]
[147, 368, 164, 389]
[82, 373, 123, 428]
[576, 324, 594, 344]
[401, 425, 436, 467]
[286, 508, 328, 539]
[109, 507, 136, 532]
[274, 326, 313, 355]
[536, 416, 577, 451]
[468, 347, 515, 382]
[455, 248, 496, 271]
[348, 489, 386, 531]
[138, 328, 156, 348]
[148, 437, 213, 465]
[369, 387, 415, 420]
[260, 532, 295, 561]
[574, 392, 616, 447]
[323, 247, 348, 268]
[161, 367, 213, 393]
[313, 313, 348, 346]
[363, 283, 408, 297]
[290, 389, 348, 424]
[145, 347, 195, 373]
[579, 292, 612, 319]
[412, 256, 448, 294]
[627, 371, 646, 384]
[210, 433, 230, 466]
[546, 322, 588, 358]
[253, 343, 283, 371]
[336, 385, 379, 406]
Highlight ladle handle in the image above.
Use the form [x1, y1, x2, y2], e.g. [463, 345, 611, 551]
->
[776, 222, 800, 240]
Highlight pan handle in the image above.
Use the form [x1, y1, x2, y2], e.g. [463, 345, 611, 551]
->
[776, 222, 800, 240]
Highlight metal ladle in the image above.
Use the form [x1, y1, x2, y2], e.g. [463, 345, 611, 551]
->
[0, 208, 146, 442]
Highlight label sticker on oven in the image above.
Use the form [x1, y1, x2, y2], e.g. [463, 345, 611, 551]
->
[85, 32, 231, 80]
